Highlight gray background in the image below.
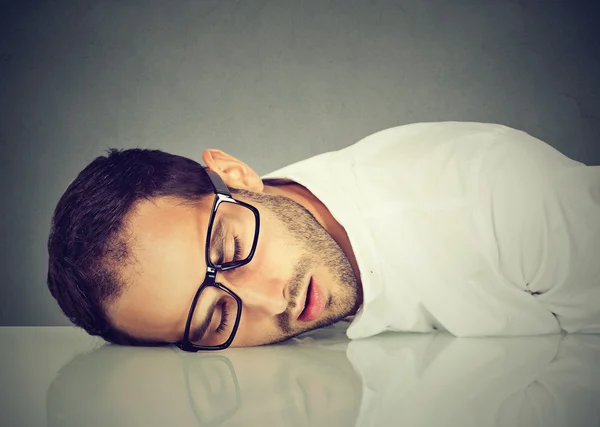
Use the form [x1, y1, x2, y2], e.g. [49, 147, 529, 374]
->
[1, 0, 599, 327]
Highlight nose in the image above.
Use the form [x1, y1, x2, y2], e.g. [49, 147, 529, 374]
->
[218, 273, 288, 316]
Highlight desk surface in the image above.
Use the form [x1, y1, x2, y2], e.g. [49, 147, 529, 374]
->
[1, 325, 599, 427]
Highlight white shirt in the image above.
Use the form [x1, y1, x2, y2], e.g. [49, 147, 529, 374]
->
[262, 122, 600, 338]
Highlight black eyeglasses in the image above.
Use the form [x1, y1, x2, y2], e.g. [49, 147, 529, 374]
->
[182, 354, 241, 426]
[176, 169, 260, 351]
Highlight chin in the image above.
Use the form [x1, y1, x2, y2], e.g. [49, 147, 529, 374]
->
[241, 305, 353, 347]
[291, 313, 347, 342]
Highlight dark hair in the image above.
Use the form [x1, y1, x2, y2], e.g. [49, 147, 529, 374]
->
[47, 148, 214, 346]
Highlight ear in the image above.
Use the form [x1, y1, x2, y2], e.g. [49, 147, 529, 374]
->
[202, 149, 264, 192]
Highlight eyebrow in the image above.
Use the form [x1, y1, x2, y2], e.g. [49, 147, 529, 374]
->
[210, 217, 226, 265]
[188, 217, 226, 343]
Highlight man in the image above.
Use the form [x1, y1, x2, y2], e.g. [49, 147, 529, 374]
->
[47, 122, 600, 350]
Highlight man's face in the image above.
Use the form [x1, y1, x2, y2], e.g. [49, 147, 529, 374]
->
[108, 185, 359, 347]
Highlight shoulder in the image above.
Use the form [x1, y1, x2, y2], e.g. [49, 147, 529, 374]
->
[350, 122, 508, 149]
[341, 122, 509, 166]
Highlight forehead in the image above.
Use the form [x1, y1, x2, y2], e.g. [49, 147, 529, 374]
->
[108, 196, 213, 341]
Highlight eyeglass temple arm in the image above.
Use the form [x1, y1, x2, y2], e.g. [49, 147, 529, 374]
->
[205, 169, 232, 196]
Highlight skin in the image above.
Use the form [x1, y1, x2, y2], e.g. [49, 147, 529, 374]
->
[107, 149, 363, 347]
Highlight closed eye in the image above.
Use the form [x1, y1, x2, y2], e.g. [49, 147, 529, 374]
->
[214, 301, 230, 335]
[217, 235, 242, 265]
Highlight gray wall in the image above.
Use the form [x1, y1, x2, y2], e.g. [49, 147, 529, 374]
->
[1, 0, 599, 326]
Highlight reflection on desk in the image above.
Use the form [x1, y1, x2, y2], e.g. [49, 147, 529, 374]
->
[46, 324, 599, 427]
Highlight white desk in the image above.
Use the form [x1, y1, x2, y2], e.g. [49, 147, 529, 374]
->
[2, 325, 599, 427]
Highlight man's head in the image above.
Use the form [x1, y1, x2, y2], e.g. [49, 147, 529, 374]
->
[47, 148, 361, 348]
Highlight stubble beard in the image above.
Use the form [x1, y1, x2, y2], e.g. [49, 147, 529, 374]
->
[232, 189, 359, 343]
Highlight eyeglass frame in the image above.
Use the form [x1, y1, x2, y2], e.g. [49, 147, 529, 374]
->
[182, 354, 242, 426]
[176, 169, 260, 352]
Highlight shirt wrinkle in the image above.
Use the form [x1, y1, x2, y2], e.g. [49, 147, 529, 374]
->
[263, 122, 600, 338]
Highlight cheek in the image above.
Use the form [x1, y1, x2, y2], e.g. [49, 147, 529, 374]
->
[229, 214, 305, 346]
[250, 211, 304, 278]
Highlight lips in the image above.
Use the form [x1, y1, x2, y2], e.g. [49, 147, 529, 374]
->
[297, 277, 326, 322]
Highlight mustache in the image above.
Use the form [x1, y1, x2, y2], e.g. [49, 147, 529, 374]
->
[275, 255, 312, 334]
